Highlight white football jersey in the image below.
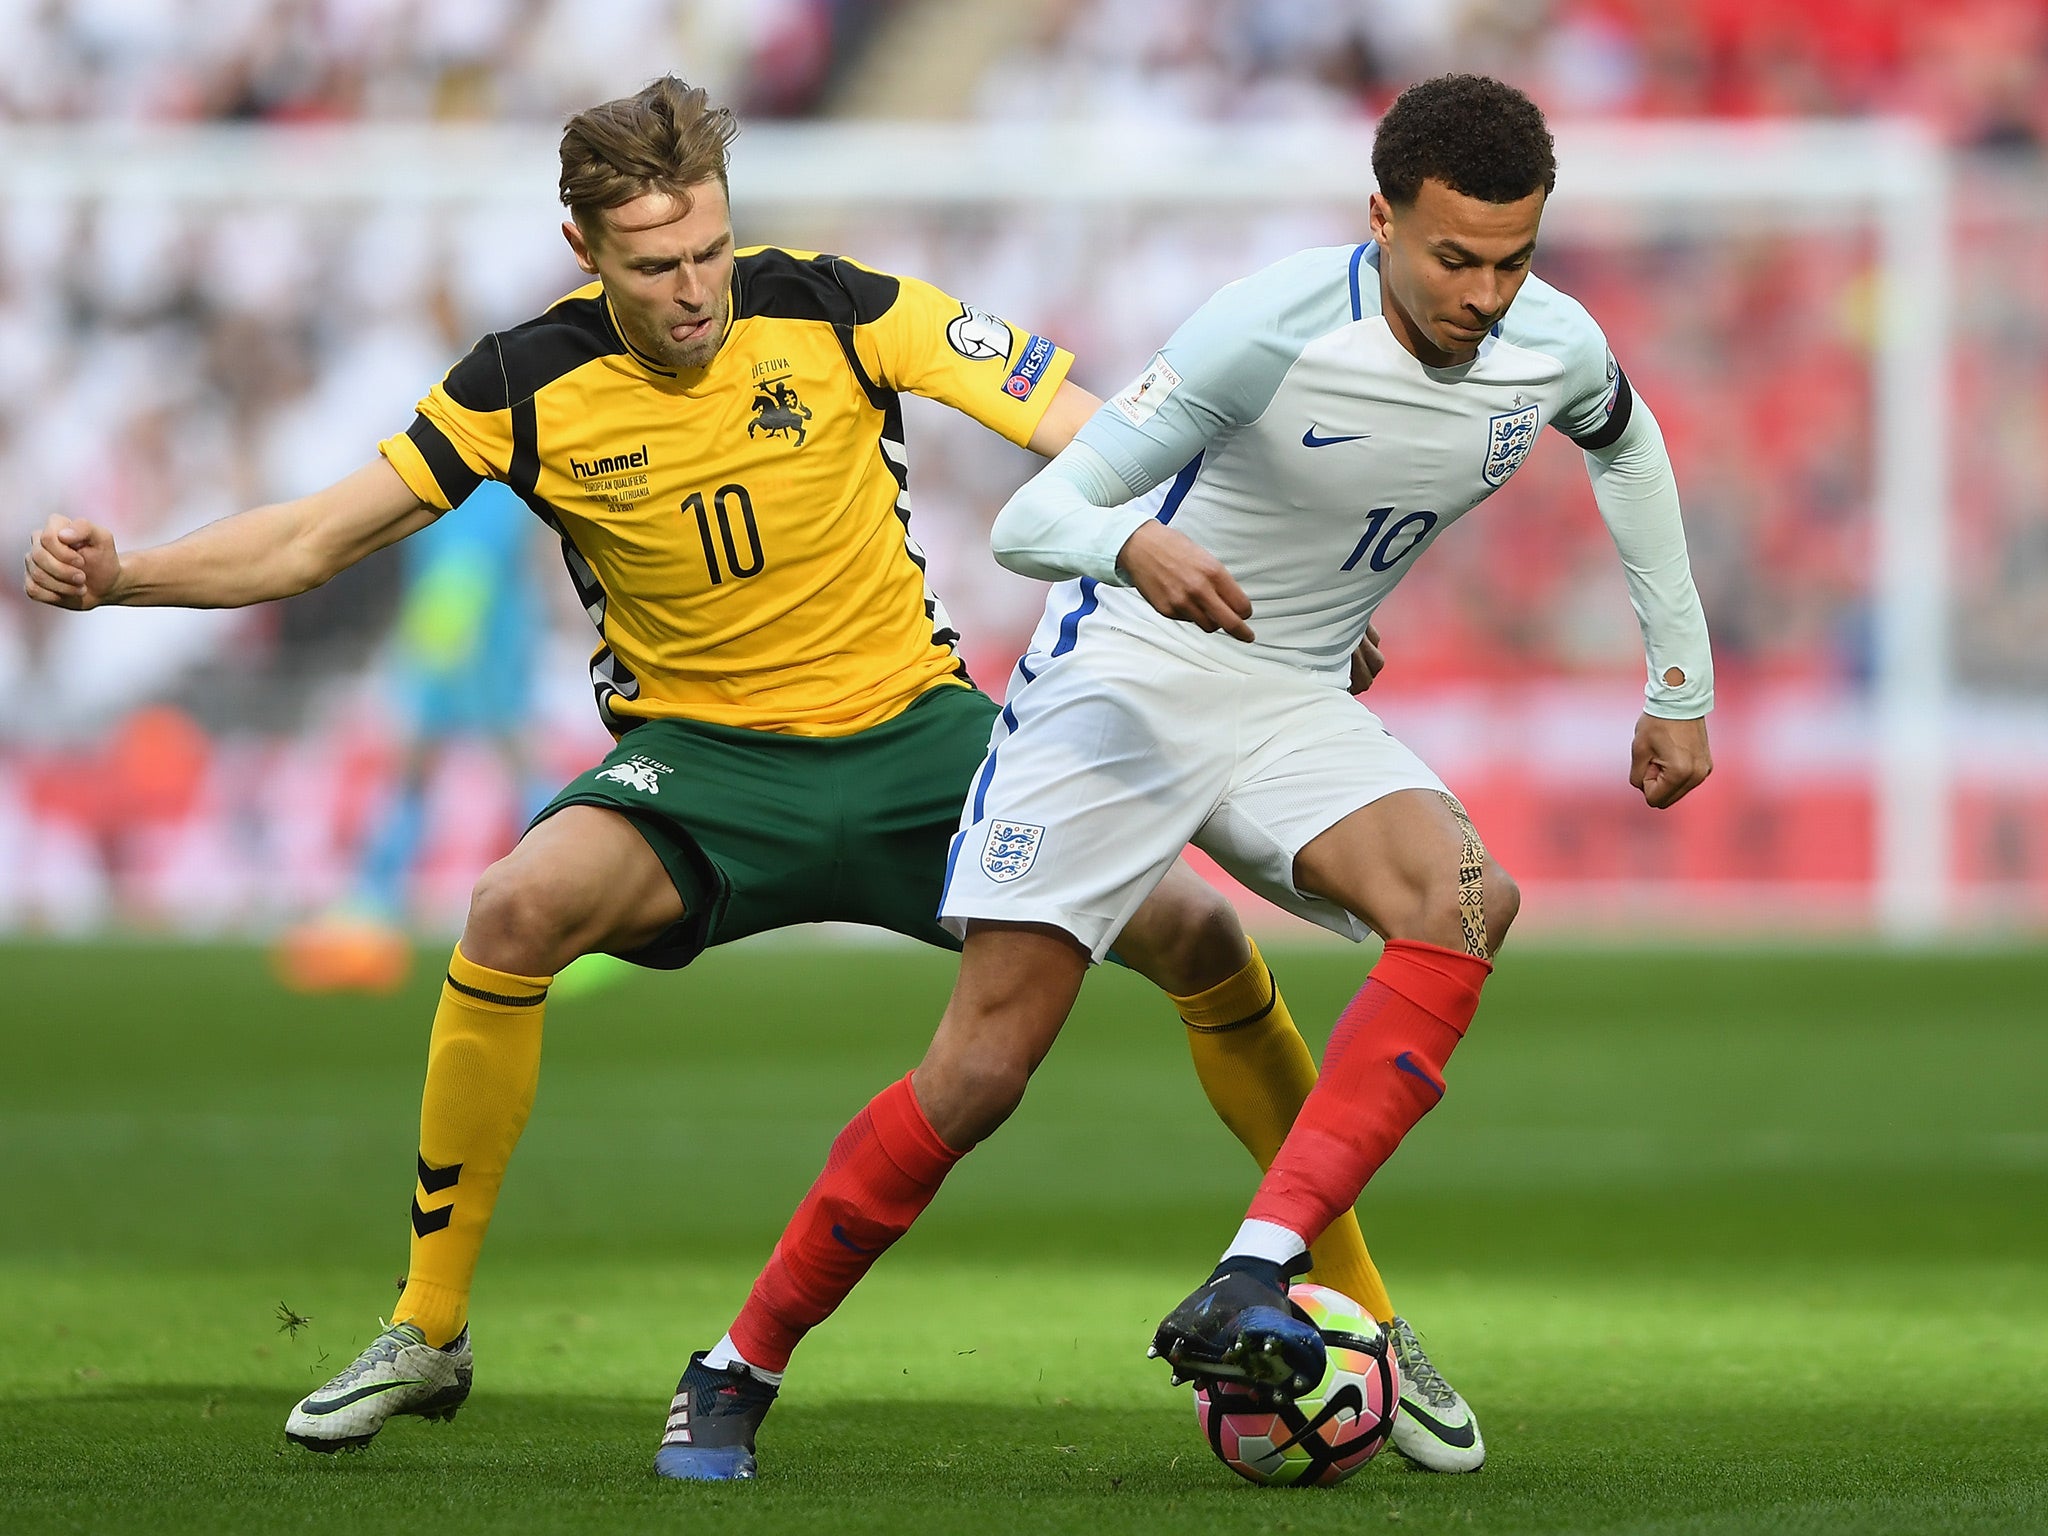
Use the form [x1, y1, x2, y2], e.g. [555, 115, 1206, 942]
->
[1026, 243, 1631, 685]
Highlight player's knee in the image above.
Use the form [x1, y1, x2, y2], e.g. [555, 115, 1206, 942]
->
[920, 1047, 1032, 1149]
[1385, 852, 1515, 958]
[1118, 879, 1246, 996]
[1484, 861, 1521, 954]
[1404, 862, 1516, 957]
[462, 858, 576, 976]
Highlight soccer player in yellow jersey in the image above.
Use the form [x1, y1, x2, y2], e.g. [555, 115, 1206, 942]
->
[23, 77, 1481, 1474]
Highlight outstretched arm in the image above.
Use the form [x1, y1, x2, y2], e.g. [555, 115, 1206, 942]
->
[23, 457, 439, 611]
[1581, 395, 1714, 808]
[1024, 379, 1102, 458]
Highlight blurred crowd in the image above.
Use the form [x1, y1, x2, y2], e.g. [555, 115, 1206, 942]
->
[0, 0, 891, 122]
[989, 0, 2048, 150]
[2, 0, 2045, 933]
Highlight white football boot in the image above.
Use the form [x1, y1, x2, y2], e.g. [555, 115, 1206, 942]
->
[285, 1321, 472, 1452]
[1386, 1316, 1485, 1472]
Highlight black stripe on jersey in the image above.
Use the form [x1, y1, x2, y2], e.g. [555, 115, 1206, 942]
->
[733, 249, 901, 327]
[501, 391, 644, 734]
[877, 397, 910, 492]
[878, 393, 965, 665]
[507, 396, 541, 498]
[405, 414, 484, 506]
[442, 294, 623, 413]
[1566, 368, 1634, 451]
[735, 249, 897, 410]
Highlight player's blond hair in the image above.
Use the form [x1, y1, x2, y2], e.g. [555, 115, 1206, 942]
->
[558, 76, 739, 236]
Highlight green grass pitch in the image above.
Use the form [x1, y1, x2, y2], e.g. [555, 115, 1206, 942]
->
[2, 937, 2045, 1534]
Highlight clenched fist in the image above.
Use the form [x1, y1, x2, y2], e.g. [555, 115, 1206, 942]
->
[1349, 622, 1385, 694]
[23, 516, 122, 610]
[1630, 713, 1712, 809]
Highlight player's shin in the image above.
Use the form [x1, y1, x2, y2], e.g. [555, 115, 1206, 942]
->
[725, 1072, 964, 1373]
[392, 944, 550, 1347]
[1174, 939, 1395, 1322]
[1234, 941, 1490, 1262]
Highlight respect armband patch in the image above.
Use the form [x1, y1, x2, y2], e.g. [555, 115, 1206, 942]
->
[1004, 333, 1057, 400]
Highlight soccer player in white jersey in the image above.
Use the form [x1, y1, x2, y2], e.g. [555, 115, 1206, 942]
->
[660, 74, 1712, 1474]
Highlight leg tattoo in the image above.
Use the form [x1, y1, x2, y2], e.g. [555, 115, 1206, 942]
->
[1435, 792, 1490, 959]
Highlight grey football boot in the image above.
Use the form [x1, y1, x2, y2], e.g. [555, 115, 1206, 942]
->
[285, 1321, 472, 1452]
[1387, 1316, 1485, 1472]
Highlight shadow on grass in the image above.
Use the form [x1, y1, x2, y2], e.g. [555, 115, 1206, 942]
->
[3, 1386, 2046, 1536]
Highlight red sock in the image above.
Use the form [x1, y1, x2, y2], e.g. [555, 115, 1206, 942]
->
[728, 1073, 963, 1372]
[1245, 940, 1491, 1249]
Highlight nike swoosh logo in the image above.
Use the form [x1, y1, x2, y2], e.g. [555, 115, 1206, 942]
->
[1302, 426, 1370, 448]
[830, 1224, 884, 1255]
[1394, 1051, 1445, 1097]
[1271, 1384, 1367, 1452]
[300, 1378, 430, 1414]
[1400, 1398, 1478, 1448]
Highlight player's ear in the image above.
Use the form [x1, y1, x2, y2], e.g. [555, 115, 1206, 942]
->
[1367, 192, 1394, 247]
[562, 218, 599, 276]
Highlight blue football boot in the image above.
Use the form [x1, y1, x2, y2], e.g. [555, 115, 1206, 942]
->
[1149, 1256, 1326, 1402]
[652, 1351, 779, 1481]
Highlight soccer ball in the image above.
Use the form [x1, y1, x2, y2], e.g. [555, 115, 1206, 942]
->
[1193, 1283, 1400, 1487]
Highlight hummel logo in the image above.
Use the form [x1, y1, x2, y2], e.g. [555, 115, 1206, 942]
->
[411, 1198, 453, 1237]
[570, 445, 649, 478]
[1302, 425, 1369, 448]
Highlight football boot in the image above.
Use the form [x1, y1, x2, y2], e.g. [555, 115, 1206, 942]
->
[1387, 1316, 1485, 1472]
[1150, 1256, 1326, 1402]
[284, 1321, 470, 1452]
[652, 1351, 780, 1481]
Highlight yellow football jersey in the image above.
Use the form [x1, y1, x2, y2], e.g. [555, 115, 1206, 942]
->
[378, 247, 1073, 737]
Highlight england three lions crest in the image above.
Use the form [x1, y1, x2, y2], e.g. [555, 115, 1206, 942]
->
[981, 820, 1044, 883]
[1482, 403, 1540, 486]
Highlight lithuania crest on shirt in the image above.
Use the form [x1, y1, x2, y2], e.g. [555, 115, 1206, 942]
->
[1482, 403, 1540, 486]
[748, 378, 813, 447]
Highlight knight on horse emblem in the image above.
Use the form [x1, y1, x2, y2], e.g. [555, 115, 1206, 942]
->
[748, 379, 813, 447]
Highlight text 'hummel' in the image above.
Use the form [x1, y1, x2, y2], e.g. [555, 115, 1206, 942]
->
[572, 445, 650, 477]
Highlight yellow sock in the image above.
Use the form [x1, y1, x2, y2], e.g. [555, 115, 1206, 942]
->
[1173, 939, 1396, 1323]
[391, 944, 551, 1347]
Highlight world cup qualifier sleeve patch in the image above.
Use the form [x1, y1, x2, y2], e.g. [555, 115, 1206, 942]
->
[946, 304, 1015, 362]
[980, 820, 1045, 882]
[1111, 353, 1181, 426]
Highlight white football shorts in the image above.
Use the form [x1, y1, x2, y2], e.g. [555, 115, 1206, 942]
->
[937, 621, 1448, 959]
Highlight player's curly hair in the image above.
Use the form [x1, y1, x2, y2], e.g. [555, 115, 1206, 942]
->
[559, 76, 739, 232]
[1371, 74, 1556, 207]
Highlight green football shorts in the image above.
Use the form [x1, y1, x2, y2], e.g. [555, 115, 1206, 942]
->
[534, 683, 999, 969]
